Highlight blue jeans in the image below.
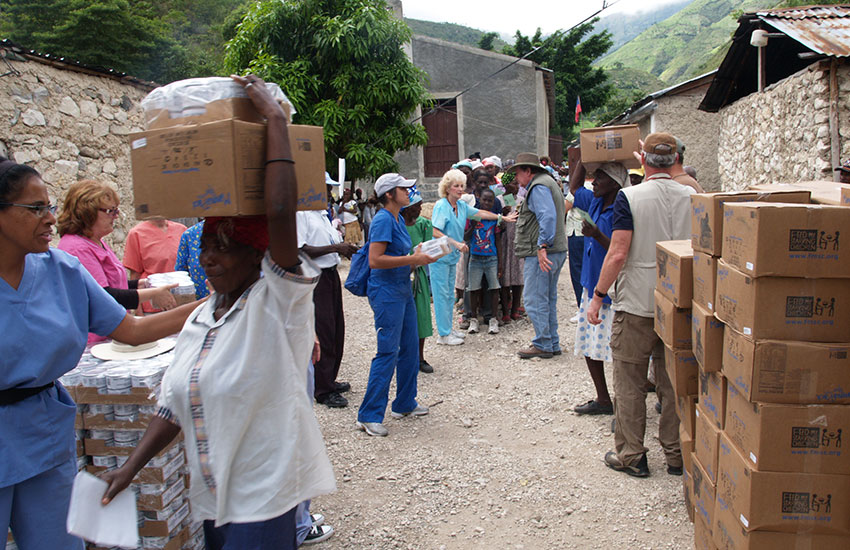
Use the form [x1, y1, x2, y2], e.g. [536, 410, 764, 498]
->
[567, 236, 584, 307]
[467, 255, 500, 291]
[294, 362, 316, 546]
[522, 250, 567, 352]
[1, 457, 84, 550]
[203, 507, 298, 550]
[429, 261, 456, 337]
[358, 289, 420, 423]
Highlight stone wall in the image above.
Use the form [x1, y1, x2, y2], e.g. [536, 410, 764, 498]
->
[717, 61, 845, 191]
[653, 90, 721, 191]
[0, 52, 152, 255]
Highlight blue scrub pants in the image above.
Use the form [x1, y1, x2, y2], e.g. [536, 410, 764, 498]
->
[294, 362, 316, 546]
[567, 235, 585, 307]
[523, 251, 567, 353]
[429, 261, 456, 337]
[357, 291, 420, 423]
[0, 457, 83, 550]
[203, 507, 297, 550]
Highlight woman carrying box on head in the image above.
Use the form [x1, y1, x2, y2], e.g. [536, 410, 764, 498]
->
[101, 75, 335, 550]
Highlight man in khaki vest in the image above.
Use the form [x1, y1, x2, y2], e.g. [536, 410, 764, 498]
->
[508, 152, 567, 359]
[587, 133, 694, 477]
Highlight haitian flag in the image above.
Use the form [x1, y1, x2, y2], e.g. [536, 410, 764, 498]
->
[575, 95, 582, 123]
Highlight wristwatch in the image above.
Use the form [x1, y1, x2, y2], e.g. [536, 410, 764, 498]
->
[538, 244, 548, 251]
[594, 288, 607, 299]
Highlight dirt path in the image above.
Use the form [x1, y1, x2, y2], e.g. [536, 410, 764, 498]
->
[311, 262, 693, 549]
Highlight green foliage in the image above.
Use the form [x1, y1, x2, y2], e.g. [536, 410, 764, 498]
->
[403, 18, 507, 51]
[503, 21, 614, 145]
[594, 0, 692, 55]
[590, 65, 667, 124]
[477, 32, 499, 51]
[597, 0, 784, 84]
[224, 0, 430, 180]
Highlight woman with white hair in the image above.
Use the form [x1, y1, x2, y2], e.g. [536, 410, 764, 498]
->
[429, 169, 516, 345]
[570, 161, 629, 416]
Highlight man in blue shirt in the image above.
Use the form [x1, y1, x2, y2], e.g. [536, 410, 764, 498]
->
[509, 153, 568, 359]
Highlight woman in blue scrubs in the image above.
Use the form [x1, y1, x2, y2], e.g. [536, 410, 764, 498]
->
[429, 169, 516, 345]
[0, 158, 201, 549]
[356, 174, 435, 437]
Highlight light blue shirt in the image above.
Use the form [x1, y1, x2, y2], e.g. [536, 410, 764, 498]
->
[1, 249, 126, 486]
[431, 198, 480, 265]
[526, 184, 557, 248]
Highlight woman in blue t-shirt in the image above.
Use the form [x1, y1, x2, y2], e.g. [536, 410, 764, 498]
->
[0, 158, 200, 549]
[356, 174, 435, 437]
[570, 161, 629, 416]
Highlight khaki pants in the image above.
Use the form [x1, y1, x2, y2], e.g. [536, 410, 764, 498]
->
[610, 311, 681, 468]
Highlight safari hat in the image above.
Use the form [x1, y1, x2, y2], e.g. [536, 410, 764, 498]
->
[91, 338, 176, 361]
[505, 152, 546, 174]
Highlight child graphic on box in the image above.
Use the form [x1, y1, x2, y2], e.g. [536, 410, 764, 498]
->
[464, 188, 502, 335]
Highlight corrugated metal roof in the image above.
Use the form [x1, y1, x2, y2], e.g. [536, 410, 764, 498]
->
[757, 5, 850, 58]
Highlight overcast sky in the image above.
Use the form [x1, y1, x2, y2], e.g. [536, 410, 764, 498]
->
[402, 0, 686, 38]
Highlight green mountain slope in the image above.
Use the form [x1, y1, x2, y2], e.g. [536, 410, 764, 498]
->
[598, 0, 780, 83]
[595, 0, 693, 55]
[404, 18, 507, 50]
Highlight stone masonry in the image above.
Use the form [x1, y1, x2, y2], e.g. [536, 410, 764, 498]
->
[718, 60, 848, 191]
[1, 49, 153, 256]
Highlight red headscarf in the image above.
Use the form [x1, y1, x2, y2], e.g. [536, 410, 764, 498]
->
[203, 216, 269, 252]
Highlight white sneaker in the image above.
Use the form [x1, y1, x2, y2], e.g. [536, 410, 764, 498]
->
[437, 334, 465, 345]
[390, 404, 430, 419]
[488, 318, 500, 334]
[468, 318, 480, 334]
[569, 313, 580, 323]
[451, 329, 467, 339]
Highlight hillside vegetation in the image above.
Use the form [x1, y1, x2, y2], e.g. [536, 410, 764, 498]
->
[594, 0, 692, 54]
[404, 18, 508, 50]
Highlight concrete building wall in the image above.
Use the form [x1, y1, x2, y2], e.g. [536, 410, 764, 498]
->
[652, 91, 721, 191]
[717, 62, 842, 191]
[398, 36, 546, 197]
[1, 52, 150, 256]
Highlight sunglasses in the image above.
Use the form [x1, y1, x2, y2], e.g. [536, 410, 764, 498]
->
[0, 203, 58, 218]
[99, 207, 121, 217]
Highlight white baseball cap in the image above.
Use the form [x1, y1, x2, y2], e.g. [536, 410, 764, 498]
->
[374, 173, 416, 197]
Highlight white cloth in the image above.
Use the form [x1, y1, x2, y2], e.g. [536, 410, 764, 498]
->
[573, 288, 613, 363]
[565, 183, 594, 237]
[297, 210, 342, 269]
[340, 199, 358, 224]
[158, 253, 336, 526]
[67, 472, 138, 549]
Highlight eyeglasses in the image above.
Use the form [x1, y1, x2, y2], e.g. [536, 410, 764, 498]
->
[0, 203, 58, 218]
[98, 207, 120, 217]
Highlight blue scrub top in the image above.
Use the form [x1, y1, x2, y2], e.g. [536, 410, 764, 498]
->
[1, 249, 126, 487]
[368, 208, 413, 300]
[431, 198, 479, 265]
[574, 187, 614, 305]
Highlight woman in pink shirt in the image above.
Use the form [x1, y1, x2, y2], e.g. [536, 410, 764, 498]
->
[57, 180, 176, 342]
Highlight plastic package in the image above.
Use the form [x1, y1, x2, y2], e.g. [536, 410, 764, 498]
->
[420, 236, 452, 260]
[140, 77, 296, 129]
[148, 272, 196, 305]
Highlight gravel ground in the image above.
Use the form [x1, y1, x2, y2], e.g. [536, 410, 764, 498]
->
[310, 261, 693, 549]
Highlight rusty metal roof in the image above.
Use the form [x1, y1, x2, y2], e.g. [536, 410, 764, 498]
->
[756, 5, 850, 58]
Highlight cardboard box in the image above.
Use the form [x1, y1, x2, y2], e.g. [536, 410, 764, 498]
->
[692, 301, 723, 373]
[137, 476, 185, 511]
[683, 469, 695, 523]
[690, 190, 811, 255]
[695, 403, 721, 484]
[694, 514, 718, 550]
[681, 423, 695, 475]
[725, 383, 850, 474]
[666, 346, 699, 398]
[722, 326, 850, 404]
[90, 526, 190, 550]
[654, 290, 692, 349]
[715, 259, 850, 342]
[722, 202, 850, 278]
[712, 501, 850, 550]
[693, 251, 718, 312]
[677, 394, 699, 437]
[716, 432, 850, 535]
[750, 181, 850, 206]
[842, 186, 850, 206]
[74, 386, 157, 405]
[656, 240, 694, 307]
[692, 454, 716, 535]
[144, 96, 292, 131]
[131, 122, 327, 218]
[699, 367, 726, 429]
[86, 451, 185, 484]
[82, 411, 154, 430]
[84, 434, 180, 457]
[579, 124, 641, 169]
[139, 500, 190, 537]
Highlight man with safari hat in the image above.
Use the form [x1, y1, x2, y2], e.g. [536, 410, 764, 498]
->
[586, 132, 694, 478]
[509, 152, 567, 359]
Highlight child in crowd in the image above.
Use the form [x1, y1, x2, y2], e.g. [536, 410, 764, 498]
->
[464, 188, 502, 335]
[401, 191, 435, 373]
[497, 176, 524, 322]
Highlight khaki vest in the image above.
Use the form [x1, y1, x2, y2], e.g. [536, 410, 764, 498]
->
[514, 172, 567, 258]
[611, 175, 694, 317]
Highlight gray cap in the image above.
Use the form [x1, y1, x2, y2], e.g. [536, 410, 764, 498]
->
[374, 173, 416, 197]
[596, 162, 630, 188]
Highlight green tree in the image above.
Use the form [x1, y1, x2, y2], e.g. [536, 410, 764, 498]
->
[477, 32, 498, 51]
[224, 0, 430, 180]
[504, 20, 613, 146]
